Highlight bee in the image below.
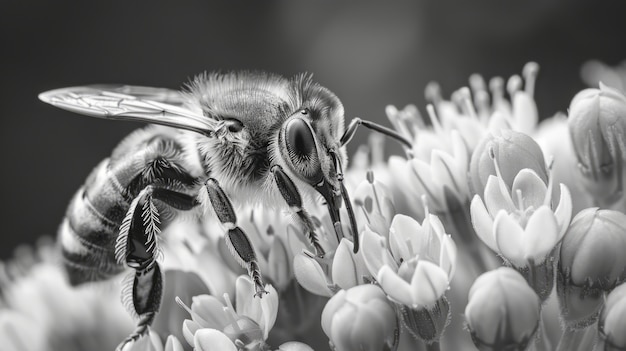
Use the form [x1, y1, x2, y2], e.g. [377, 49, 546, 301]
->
[39, 72, 411, 350]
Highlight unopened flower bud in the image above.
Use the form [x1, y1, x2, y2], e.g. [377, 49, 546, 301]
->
[465, 267, 541, 351]
[568, 83, 626, 205]
[469, 129, 548, 196]
[321, 285, 398, 351]
[597, 283, 626, 350]
[557, 208, 626, 328]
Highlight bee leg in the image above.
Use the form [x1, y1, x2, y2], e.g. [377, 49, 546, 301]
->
[203, 178, 268, 297]
[114, 185, 197, 351]
[271, 165, 325, 257]
[116, 263, 163, 351]
[340, 117, 412, 149]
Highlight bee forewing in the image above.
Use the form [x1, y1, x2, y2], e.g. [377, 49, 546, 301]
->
[39, 85, 217, 136]
[87, 85, 187, 106]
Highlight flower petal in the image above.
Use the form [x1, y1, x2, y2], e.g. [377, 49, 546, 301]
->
[360, 228, 398, 278]
[389, 215, 421, 262]
[194, 329, 237, 351]
[439, 234, 457, 279]
[377, 265, 413, 306]
[268, 236, 291, 291]
[277, 341, 315, 351]
[235, 275, 279, 339]
[511, 169, 547, 210]
[470, 195, 498, 252]
[522, 206, 559, 263]
[410, 159, 445, 210]
[410, 260, 449, 307]
[164, 336, 184, 351]
[191, 295, 229, 329]
[484, 175, 516, 214]
[554, 184, 573, 239]
[494, 211, 526, 267]
[513, 91, 539, 135]
[293, 254, 332, 297]
[431, 150, 458, 194]
[259, 285, 279, 339]
[332, 239, 359, 289]
[182, 319, 201, 348]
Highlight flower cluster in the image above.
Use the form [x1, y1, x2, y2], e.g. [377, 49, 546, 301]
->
[5, 60, 626, 351]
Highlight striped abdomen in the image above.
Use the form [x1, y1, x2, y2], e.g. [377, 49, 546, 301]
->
[60, 157, 136, 285]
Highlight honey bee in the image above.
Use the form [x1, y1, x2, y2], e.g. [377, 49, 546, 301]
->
[39, 72, 411, 350]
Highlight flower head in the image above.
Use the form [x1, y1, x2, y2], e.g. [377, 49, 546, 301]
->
[469, 129, 548, 197]
[598, 282, 626, 350]
[361, 212, 456, 343]
[362, 213, 456, 309]
[568, 83, 626, 206]
[179, 275, 278, 349]
[465, 267, 541, 350]
[557, 208, 626, 329]
[321, 284, 398, 351]
[470, 132, 572, 268]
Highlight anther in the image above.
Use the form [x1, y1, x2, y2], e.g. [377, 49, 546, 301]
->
[507, 75, 523, 96]
[522, 62, 540, 98]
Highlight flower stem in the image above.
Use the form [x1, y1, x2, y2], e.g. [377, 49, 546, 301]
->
[425, 341, 441, 351]
[556, 326, 596, 351]
[533, 318, 552, 351]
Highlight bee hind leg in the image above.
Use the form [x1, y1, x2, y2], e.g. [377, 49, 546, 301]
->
[271, 165, 325, 257]
[202, 178, 268, 297]
[114, 185, 198, 351]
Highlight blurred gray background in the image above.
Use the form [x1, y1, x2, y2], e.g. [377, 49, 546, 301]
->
[2, 1, 626, 259]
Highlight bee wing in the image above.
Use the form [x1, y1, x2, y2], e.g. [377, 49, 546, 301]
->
[39, 85, 218, 135]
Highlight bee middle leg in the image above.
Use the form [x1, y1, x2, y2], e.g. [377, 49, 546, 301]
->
[202, 178, 268, 297]
[115, 185, 197, 351]
[271, 164, 325, 257]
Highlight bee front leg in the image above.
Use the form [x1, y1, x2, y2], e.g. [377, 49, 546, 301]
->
[114, 185, 198, 351]
[271, 165, 325, 257]
[203, 178, 268, 297]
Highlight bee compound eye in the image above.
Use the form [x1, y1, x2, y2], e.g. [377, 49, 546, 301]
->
[286, 118, 316, 158]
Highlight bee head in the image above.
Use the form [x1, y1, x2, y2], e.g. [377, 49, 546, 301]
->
[277, 80, 358, 250]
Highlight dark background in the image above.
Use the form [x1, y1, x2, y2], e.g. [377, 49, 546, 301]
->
[2, 1, 626, 259]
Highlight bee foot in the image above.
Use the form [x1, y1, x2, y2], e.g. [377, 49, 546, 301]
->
[115, 326, 148, 351]
[253, 279, 269, 298]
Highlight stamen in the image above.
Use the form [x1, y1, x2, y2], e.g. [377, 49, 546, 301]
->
[458, 87, 478, 120]
[490, 146, 514, 196]
[368, 133, 385, 165]
[249, 210, 265, 240]
[469, 73, 487, 95]
[175, 296, 211, 327]
[507, 75, 523, 97]
[358, 204, 372, 224]
[516, 189, 524, 210]
[489, 77, 506, 105]
[366, 170, 375, 184]
[425, 81, 443, 106]
[222, 293, 242, 333]
[426, 104, 444, 135]
[403, 104, 426, 131]
[543, 155, 555, 207]
[522, 62, 540, 98]
[352, 145, 370, 170]
[410, 164, 444, 210]
[386, 105, 413, 141]
[370, 178, 384, 216]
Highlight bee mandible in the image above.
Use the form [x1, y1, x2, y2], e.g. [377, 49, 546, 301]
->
[39, 72, 412, 350]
